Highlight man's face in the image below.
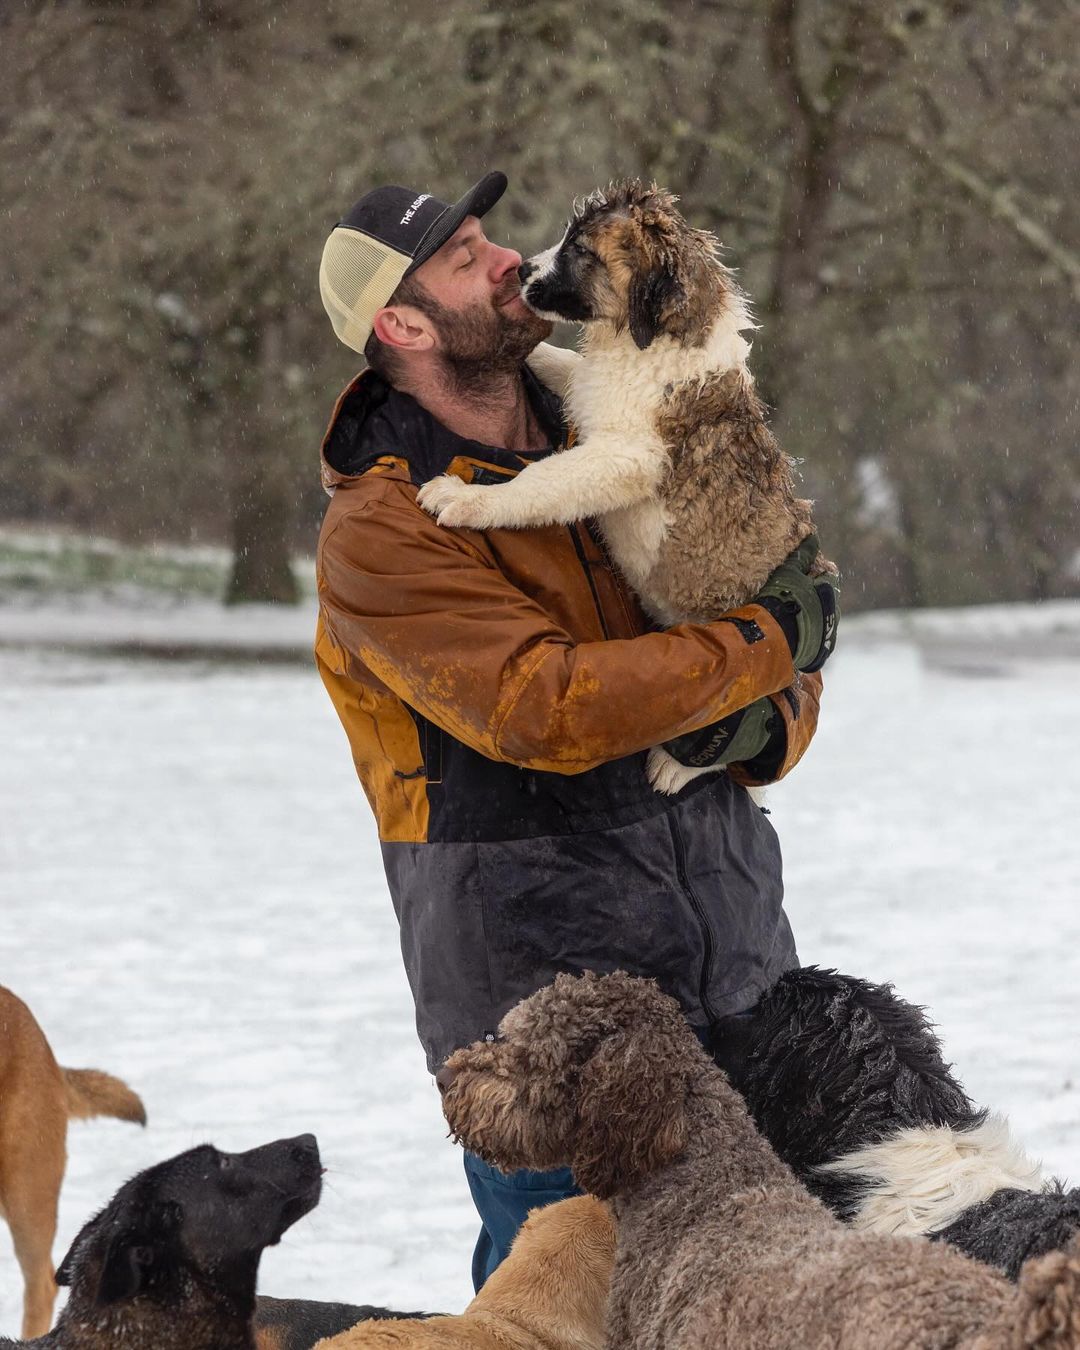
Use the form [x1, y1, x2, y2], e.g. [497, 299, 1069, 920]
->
[405, 217, 553, 389]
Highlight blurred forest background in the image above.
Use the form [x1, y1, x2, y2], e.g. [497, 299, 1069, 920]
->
[2, 0, 1077, 609]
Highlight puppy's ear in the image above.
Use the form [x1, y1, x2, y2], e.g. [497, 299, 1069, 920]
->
[572, 1030, 689, 1198]
[627, 261, 682, 350]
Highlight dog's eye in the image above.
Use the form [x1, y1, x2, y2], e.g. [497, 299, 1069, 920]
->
[571, 240, 597, 261]
[216, 1155, 232, 1171]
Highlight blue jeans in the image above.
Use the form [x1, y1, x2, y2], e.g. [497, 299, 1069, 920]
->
[463, 1153, 581, 1292]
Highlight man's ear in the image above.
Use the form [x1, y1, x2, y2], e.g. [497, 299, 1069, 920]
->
[371, 305, 434, 353]
[627, 259, 682, 350]
[571, 1031, 689, 1198]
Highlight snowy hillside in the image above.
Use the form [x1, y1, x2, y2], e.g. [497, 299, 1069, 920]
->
[2, 598, 1079, 1333]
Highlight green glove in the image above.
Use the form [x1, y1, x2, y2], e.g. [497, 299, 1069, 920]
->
[753, 534, 840, 672]
[663, 696, 779, 770]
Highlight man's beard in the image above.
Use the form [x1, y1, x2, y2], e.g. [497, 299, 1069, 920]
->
[428, 280, 553, 403]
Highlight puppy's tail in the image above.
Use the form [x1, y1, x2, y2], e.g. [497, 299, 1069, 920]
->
[62, 1067, 146, 1125]
[1014, 1231, 1080, 1346]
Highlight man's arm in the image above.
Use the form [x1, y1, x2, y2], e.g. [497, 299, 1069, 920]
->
[318, 496, 808, 776]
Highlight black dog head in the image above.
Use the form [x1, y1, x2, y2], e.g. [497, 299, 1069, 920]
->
[56, 1135, 323, 1317]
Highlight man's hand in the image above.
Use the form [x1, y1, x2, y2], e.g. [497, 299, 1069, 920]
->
[753, 534, 839, 673]
[661, 697, 778, 771]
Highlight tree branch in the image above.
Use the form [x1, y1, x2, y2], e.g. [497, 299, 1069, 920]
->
[892, 131, 1080, 302]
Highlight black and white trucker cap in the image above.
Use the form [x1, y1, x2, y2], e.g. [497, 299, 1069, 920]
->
[319, 171, 508, 354]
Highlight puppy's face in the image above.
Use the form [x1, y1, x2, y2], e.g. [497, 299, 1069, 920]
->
[439, 972, 695, 1197]
[519, 182, 715, 350]
[56, 1135, 323, 1311]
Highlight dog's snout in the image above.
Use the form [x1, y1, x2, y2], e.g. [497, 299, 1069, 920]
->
[517, 260, 535, 284]
[436, 1064, 457, 1096]
[289, 1134, 320, 1167]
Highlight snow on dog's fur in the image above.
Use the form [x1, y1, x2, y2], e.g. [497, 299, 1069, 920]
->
[417, 180, 833, 796]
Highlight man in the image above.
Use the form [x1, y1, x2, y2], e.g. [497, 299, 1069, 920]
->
[315, 171, 836, 1289]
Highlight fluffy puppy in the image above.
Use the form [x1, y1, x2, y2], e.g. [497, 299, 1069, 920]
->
[312, 1195, 615, 1350]
[439, 971, 1080, 1350]
[418, 181, 833, 794]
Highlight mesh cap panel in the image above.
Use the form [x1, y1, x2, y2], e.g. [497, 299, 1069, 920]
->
[319, 228, 411, 355]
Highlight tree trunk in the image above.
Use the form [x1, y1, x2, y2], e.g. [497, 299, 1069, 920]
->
[225, 318, 299, 606]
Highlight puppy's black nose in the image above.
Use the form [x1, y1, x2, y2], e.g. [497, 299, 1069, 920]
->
[517, 260, 535, 284]
[435, 1064, 456, 1096]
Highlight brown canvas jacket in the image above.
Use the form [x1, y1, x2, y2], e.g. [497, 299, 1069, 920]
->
[316, 373, 821, 843]
[314, 368, 819, 1069]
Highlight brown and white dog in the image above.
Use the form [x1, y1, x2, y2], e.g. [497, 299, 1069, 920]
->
[417, 181, 829, 795]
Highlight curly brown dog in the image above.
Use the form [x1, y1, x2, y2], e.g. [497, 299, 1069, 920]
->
[313, 1195, 615, 1350]
[0, 985, 145, 1338]
[439, 971, 1080, 1350]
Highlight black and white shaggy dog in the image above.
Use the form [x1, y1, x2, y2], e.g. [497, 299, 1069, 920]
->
[712, 967, 1080, 1277]
[0, 1135, 323, 1349]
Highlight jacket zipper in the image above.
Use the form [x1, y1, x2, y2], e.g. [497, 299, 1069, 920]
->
[567, 524, 611, 640]
[670, 813, 720, 1025]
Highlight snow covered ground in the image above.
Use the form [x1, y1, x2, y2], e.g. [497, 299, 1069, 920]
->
[2, 596, 1080, 1334]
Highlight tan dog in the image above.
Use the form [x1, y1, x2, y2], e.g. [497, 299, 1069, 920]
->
[0, 985, 145, 1338]
[313, 1195, 615, 1350]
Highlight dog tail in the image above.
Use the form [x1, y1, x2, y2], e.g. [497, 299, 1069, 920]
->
[1014, 1231, 1080, 1346]
[62, 1068, 147, 1125]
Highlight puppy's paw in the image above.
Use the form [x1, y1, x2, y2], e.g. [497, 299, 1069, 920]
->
[526, 342, 583, 398]
[416, 476, 494, 530]
[646, 746, 714, 796]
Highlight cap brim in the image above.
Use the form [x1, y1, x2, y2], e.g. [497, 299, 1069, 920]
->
[405, 171, 508, 276]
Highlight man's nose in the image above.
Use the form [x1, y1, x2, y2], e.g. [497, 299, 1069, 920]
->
[491, 244, 522, 282]
[435, 1064, 456, 1095]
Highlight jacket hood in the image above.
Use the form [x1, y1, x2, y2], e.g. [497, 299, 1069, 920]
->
[319, 367, 567, 493]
